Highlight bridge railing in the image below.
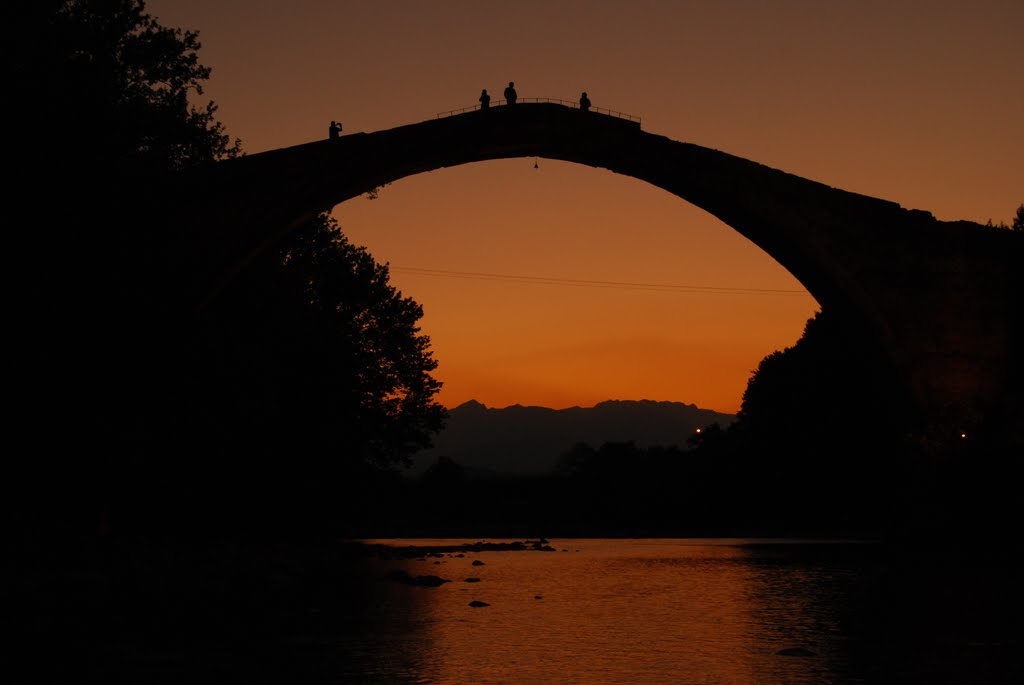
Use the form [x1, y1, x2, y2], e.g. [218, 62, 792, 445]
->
[435, 97, 641, 126]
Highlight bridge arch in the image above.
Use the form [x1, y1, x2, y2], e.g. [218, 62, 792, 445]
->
[160, 102, 1021, 445]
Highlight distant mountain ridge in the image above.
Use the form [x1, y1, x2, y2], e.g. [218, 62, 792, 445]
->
[413, 399, 736, 476]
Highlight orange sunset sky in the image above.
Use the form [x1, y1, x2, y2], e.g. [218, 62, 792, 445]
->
[150, 0, 1022, 414]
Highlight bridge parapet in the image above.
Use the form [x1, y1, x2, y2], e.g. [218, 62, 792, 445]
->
[436, 98, 641, 126]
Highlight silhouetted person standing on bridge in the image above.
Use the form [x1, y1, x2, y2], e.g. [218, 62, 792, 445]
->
[504, 81, 517, 105]
[329, 120, 342, 140]
[579, 92, 591, 112]
[479, 89, 490, 110]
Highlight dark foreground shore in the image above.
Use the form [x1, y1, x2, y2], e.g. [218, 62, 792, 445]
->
[10, 535, 569, 683]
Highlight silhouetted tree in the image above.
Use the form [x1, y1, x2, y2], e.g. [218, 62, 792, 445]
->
[271, 213, 447, 470]
[553, 442, 598, 477]
[9, 0, 239, 175]
[682, 309, 916, 535]
[421, 456, 466, 488]
[736, 310, 908, 451]
[8, 0, 240, 386]
[9, 0, 241, 376]
[685, 422, 727, 449]
[547, 441, 720, 534]
[7, 5, 440, 677]
[7, 4, 446, 541]
[984, 204, 1022, 231]
[8, 1, 243, 540]
[170, 212, 446, 536]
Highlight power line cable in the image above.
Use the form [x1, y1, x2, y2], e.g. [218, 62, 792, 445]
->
[389, 266, 810, 296]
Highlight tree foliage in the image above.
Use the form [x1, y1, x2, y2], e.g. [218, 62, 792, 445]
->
[268, 212, 447, 469]
[735, 310, 908, 450]
[10, 1, 243, 435]
[684, 309, 916, 533]
[984, 203, 1023, 231]
[172, 212, 446, 533]
[9, 2, 445, 538]
[9, 0, 239, 174]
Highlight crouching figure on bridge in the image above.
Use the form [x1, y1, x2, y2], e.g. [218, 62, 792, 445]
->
[579, 92, 591, 112]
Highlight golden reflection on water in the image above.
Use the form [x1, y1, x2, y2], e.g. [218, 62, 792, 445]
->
[363, 539, 852, 684]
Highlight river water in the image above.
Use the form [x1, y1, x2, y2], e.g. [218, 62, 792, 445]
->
[325, 538, 1016, 684]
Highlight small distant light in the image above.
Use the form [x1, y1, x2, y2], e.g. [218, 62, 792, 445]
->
[695, 428, 702, 434]
[961, 432, 967, 439]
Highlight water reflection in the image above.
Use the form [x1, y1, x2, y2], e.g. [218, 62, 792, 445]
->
[740, 542, 875, 683]
[361, 540, 843, 683]
[350, 539, 1016, 684]
[93, 540, 1008, 683]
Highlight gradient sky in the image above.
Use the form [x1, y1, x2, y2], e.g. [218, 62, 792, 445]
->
[149, 0, 1022, 413]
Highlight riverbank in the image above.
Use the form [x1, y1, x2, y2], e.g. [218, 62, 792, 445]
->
[368, 538, 559, 558]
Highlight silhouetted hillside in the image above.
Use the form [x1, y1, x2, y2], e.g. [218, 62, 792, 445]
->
[413, 399, 735, 476]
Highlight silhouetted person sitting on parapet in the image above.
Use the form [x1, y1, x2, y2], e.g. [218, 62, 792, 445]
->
[504, 81, 517, 105]
[479, 89, 490, 110]
[579, 92, 591, 112]
[328, 120, 342, 140]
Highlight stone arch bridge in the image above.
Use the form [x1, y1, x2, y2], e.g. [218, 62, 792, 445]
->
[154, 103, 1021, 447]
